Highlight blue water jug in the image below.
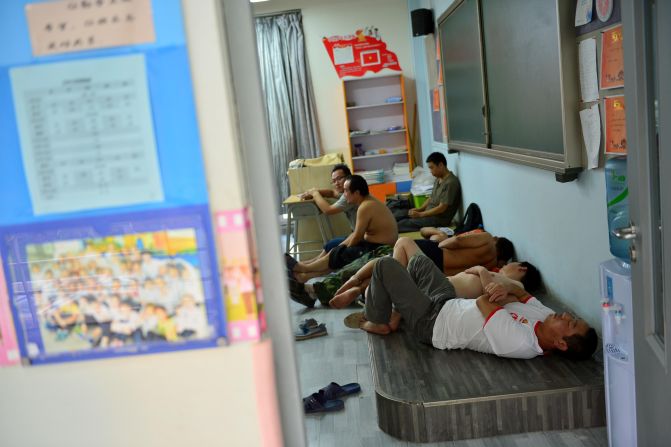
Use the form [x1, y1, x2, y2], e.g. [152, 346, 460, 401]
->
[605, 157, 630, 262]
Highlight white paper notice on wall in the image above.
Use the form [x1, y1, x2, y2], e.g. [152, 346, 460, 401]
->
[10, 54, 164, 215]
[575, 0, 593, 27]
[25, 0, 155, 57]
[333, 45, 354, 65]
[579, 104, 602, 170]
[578, 38, 599, 103]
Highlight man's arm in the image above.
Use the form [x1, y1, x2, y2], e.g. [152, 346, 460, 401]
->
[417, 202, 448, 218]
[345, 204, 371, 247]
[505, 283, 532, 302]
[483, 282, 532, 305]
[438, 231, 491, 249]
[310, 190, 345, 215]
[300, 188, 337, 201]
[413, 177, 458, 219]
[475, 294, 502, 319]
[408, 200, 429, 217]
[465, 266, 525, 305]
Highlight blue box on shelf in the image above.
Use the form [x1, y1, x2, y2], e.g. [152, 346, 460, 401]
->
[396, 180, 412, 193]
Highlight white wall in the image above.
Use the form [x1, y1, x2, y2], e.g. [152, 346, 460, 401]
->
[254, 0, 416, 156]
[0, 2, 290, 446]
[408, 0, 611, 329]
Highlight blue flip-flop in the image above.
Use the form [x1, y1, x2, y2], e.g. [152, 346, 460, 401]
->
[295, 323, 327, 341]
[303, 392, 344, 414]
[299, 318, 319, 331]
[319, 382, 361, 401]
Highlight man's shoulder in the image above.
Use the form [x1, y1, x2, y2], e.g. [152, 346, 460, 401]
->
[333, 194, 346, 207]
[445, 172, 460, 185]
[359, 197, 386, 212]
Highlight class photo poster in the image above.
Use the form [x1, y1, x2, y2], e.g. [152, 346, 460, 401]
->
[0, 206, 225, 365]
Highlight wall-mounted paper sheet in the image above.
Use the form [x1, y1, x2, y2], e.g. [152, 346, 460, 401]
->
[25, 0, 155, 56]
[10, 54, 164, 215]
[604, 95, 627, 154]
[575, 0, 593, 26]
[601, 25, 624, 89]
[578, 38, 599, 102]
[579, 104, 602, 169]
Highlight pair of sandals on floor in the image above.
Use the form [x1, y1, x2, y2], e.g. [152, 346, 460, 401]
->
[303, 381, 361, 414]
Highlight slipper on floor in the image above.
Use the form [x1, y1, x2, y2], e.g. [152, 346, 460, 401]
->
[295, 323, 327, 341]
[319, 382, 361, 401]
[344, 312, 365, 329]
[303, 392, 344, 414]
[299, 318, 319, 331]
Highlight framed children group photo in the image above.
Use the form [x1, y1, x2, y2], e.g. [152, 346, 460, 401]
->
[0, 205, 226, 365]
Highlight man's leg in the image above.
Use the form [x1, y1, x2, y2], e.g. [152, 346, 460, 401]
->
[397, 216, 445, 233]
[302, 237, 346, 265]
[420, 227, 440, 239]
[331, 238, 421, 308]
[392, 237, 423, 267]
[300, 249, 327, 265]
[364, 257, 434, 333]
[406, 253, 455, 299]
[293, 254, 331, 274]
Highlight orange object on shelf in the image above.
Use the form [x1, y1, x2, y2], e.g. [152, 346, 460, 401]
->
[369, 182, 397, 203]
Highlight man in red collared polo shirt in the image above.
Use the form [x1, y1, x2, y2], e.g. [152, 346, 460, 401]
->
[358, 254, 597, 361]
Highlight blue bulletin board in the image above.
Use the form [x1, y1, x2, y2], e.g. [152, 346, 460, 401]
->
[0, 1, 227, 362]
[0, 0, 209, 226]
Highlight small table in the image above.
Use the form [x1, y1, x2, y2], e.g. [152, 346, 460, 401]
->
[283, 195, 334, 259]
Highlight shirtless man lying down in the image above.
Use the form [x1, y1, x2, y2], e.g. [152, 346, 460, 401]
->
[330, 237, 540, 309]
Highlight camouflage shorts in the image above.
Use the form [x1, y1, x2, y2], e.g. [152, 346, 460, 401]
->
[309, 245, 393, 306]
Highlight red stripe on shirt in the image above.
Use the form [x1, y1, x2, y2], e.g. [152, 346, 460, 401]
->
[533, 321, 541, 335]
[483, 307, 504, 326]
[520, 295, 534, 304]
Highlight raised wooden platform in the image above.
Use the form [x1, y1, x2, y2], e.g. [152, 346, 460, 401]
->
[368, 300, 606, 442]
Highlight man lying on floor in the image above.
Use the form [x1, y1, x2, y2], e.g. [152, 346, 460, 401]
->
[411, 230, 516, 275]
[343, 254, 597, 361]
[330, 237, 538, 308]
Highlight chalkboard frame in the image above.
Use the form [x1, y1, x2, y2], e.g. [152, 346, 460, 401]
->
[438, 0, 584, 182]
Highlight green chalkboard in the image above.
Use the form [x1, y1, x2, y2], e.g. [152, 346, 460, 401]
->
[438, 0, 583, 178]
[439, 0, 486, 146]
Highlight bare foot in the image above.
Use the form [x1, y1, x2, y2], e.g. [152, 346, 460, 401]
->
[389, 310, 402, 332]
[329, 287, 361, 309]
[360, 321, 391, 335]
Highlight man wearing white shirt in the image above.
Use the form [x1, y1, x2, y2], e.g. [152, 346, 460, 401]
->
[360, 255, 597, 361]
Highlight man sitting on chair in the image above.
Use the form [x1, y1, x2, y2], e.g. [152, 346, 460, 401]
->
[287, 175, 398, 283]
[297, 164, 358, 263]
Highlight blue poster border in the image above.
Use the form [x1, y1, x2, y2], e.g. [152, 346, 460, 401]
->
[0, 204, 227, 365]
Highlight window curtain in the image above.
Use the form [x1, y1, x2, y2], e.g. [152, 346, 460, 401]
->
[255, 12, 321, 205]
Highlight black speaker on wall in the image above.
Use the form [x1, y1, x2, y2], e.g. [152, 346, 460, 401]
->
[411, 8, 434, 36]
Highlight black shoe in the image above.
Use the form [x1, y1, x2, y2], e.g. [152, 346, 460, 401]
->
[288, 277, 316, 308]
[285, 253, 298, 272]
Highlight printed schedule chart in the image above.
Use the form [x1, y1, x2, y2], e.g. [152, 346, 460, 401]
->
[10, 54, 164, 215]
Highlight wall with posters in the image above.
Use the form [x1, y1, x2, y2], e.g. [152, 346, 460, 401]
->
[408, 0, 612, 329]
[253, 0, 416, 156]
[0, 1, 287, 446]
